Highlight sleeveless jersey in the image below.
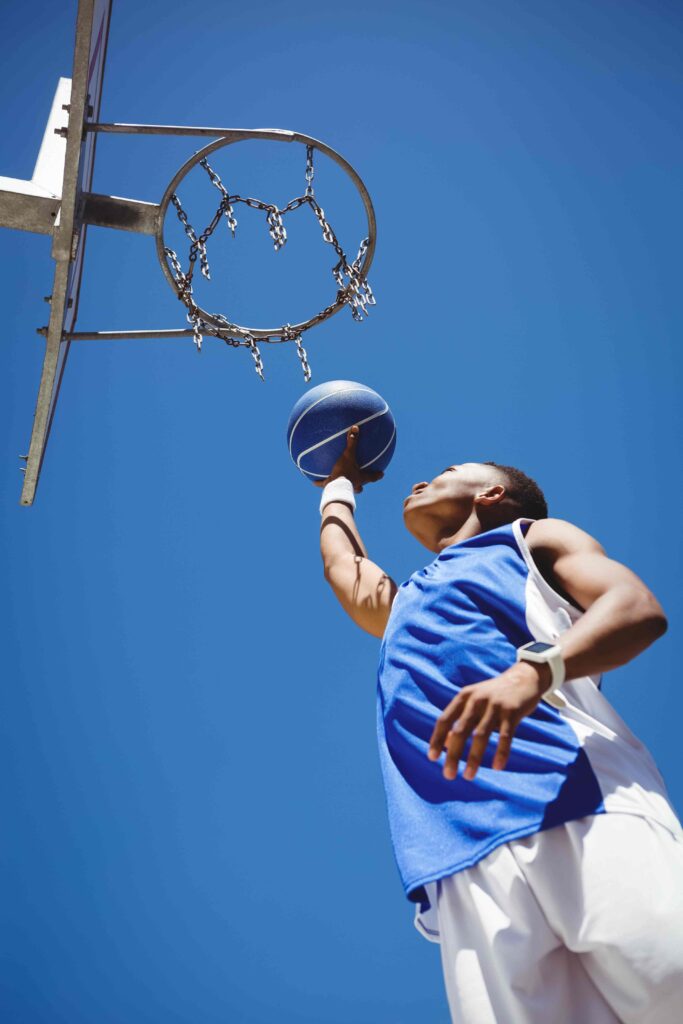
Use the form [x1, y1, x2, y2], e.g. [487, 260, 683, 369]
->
[376, 519, 681, 904]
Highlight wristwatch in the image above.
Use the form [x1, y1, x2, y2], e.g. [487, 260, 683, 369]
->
[517, 641, 566, 707]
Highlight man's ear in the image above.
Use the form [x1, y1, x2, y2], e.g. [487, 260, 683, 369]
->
[474, 484, 506, 507]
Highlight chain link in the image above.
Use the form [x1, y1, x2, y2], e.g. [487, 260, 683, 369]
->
[245, 333, 265, 381]
[170, 195, 211, 279]
[200, 158, 238, 235]
[305, 145, 315, 197]
[284, 324, 312, 382]
[266, 206, 287, 251]
[163, 147, 375, 368]
[212, 313, 246, 346]
[164, 244, 205, 350]
[296, 336, 312, 383]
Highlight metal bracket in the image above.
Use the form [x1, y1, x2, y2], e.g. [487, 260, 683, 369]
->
[81, 192, 160, 235]
[0, 188, 60, 234]
[65, 329, 195, 341]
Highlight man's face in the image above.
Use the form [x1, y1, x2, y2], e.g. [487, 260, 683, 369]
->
[402, 462, 502, 550]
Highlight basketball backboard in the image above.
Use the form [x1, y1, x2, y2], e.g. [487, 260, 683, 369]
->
[0, 0, 111, 505]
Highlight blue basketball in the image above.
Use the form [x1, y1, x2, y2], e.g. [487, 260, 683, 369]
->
[287, 380, 397, 483]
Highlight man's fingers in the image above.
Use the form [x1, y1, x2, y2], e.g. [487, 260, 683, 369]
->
[428, 695, 467, 759]
[443, 721, 471, 780]
[345, 425, 360, 452]
[463, 711, 498, 781]
[442, 707, 480, 780]
[492, 719, 516, 771]
[428, 671, 530, 780]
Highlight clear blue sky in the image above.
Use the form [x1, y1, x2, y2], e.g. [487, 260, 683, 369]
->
[1, 1, 682, 1021]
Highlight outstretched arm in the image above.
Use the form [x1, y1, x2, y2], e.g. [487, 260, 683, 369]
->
[428, 517, 667, 781]
[319, 427, 398, 639]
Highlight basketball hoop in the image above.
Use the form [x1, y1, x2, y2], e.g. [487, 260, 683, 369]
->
[156, 130, 377, 379]
[1, 1, 380, 502]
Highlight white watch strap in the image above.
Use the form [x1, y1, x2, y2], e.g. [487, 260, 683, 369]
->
[517, 644, 566, 708]
[319, 476, 356, 515]
[544, 647, 566, 694]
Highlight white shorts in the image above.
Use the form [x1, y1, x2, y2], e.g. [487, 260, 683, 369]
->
[417, 814, 683, 1024]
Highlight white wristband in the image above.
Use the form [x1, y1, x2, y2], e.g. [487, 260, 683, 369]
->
[319, 476, 356, 515]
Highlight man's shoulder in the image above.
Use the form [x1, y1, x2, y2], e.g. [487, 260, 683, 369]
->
[526, 517, 605, 557]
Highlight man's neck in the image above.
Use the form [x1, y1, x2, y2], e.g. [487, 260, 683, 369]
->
[434, 512, 517, 553]
[434, 513, 484, 553]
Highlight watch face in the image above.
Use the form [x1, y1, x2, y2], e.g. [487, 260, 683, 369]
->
[523, 642, 554, 654]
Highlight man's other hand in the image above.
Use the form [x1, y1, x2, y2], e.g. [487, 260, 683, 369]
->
[427, 662, 551, 781]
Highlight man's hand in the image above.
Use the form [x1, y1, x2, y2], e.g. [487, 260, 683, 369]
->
[428, 662, 550, 781]
[314, 425, 384, 493]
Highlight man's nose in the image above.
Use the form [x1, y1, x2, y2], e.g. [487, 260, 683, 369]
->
[412, 482, 428, 494]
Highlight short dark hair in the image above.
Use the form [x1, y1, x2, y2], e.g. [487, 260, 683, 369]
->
[483, 462, 548, 520]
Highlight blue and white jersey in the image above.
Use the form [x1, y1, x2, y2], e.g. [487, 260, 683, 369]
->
[376, 519, 681, 913]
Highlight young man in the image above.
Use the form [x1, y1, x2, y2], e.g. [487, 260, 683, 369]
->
[317, 427, 683, 1024]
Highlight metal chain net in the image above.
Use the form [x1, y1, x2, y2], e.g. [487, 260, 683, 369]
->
[162, 145, 375, 380]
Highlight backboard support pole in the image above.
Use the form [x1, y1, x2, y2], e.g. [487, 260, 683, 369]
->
[19, 0, 112, 506]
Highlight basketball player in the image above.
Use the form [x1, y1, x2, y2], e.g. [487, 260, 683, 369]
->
[317, 426, 683, 1024]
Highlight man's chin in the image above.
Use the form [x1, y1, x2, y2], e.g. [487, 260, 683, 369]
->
[403, 510, 436, 550]
[402, 508, 417, 537]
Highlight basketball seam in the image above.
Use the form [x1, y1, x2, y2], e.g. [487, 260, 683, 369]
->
[287, 385, 377, 459]
[360, 424, 396, 470]
[295, 406, 390, 471]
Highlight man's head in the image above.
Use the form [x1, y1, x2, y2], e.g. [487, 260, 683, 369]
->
[403, 461, 547, 551]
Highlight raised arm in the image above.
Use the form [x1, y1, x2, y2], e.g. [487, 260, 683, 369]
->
[318, 427, 398, 638]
